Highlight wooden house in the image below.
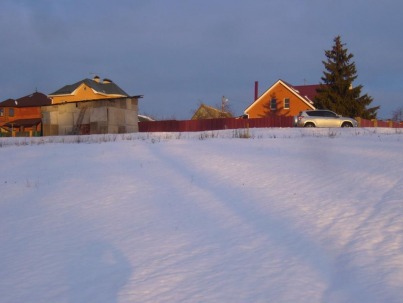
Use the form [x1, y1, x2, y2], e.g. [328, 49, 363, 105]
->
[0, 92, 51, 137]
[244, 80, 317, 118]
[191, 104, 232, 120]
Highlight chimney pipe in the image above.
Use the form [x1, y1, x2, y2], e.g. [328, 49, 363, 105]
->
[254, 81, 259, 101]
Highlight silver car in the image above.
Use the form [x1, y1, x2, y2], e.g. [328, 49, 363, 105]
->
[294, 110, 358, 128]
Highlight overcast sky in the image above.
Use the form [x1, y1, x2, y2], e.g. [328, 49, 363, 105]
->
[1, 0, 402, 119]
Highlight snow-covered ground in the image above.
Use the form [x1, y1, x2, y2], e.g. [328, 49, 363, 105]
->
[1, 128, 402, 303]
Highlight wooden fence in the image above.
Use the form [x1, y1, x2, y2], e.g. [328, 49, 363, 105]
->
[139, 116, 403, 133]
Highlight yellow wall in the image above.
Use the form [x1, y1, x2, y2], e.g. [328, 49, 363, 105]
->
[246, 82, 314, 118]
[51, 83, 124, 104]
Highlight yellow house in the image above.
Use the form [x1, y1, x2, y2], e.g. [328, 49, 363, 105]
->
[244, 79, 317, 118]
[48, 76, 129, 104]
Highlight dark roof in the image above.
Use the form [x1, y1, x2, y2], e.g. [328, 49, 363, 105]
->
[4, 118, 42, 128]
[0, 92, 51, 107]
[49, 78, 129, 96]
[291, 84, 321, 102]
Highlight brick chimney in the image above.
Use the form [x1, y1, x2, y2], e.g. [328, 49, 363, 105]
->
[254, 81, 259, 101]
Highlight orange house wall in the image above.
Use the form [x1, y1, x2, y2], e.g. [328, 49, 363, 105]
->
[17, 107, 42, 119]
[51, 83, 123, 104]
[0, 107, 41, 123]
[246, 82, 313, 118]
[0, 107, 42, 132]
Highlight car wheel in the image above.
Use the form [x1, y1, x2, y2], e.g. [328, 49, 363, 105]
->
[341, 122, 353, 128]
[304, 122, 315, 127]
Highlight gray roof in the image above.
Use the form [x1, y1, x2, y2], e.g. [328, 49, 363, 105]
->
[49, 78, 129, 96]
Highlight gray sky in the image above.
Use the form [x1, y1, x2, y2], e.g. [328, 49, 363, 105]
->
[1, 0, 402, 119]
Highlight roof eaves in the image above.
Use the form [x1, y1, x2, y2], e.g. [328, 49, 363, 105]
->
[42, 95, 143, 107]
[244, 79, 316, 114]
[0, 98, 16, 107]
[244, 79, 284, 114]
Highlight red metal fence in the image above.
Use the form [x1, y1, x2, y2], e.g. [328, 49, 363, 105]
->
[139, 117, 403, 133]
[139, 116, 291, 132]
[356, 118, 403, 128]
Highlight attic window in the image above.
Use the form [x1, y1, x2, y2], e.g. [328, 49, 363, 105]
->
[270, 98, 277, 110]
[9, 108, 14, 117]
[0, 108, 3, 117]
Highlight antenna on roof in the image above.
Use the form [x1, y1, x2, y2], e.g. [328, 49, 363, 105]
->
[303, 78, 307, 85]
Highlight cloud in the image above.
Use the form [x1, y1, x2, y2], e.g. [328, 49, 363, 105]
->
[0, 0, 402, 119]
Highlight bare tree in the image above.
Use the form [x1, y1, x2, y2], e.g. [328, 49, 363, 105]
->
[391, 107, 403, 122]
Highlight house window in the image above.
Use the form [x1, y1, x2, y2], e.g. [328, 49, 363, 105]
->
[284, 98, 290, 109]
[0, 108, 3, 117]
[8, 108, 14, 117]
[270, 98, 277, 110]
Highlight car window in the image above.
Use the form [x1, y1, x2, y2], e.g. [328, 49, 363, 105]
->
[307, 110, 338, 117]
[323, 111, 337, 117]
[306, 111, 319, 116]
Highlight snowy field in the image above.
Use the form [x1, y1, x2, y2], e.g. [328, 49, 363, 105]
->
[1, 128, 402, 303]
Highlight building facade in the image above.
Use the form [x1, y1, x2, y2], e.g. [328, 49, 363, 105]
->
[42, 76, 142, 136]
[41, 97, 140, 136]
[0, 92, 51, 137]
[244, 80, 317, 118]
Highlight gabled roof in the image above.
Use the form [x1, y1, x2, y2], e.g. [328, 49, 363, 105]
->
[49, 77, 128, 97]
[244, 79, 317, 114]
[0, 92, 51, 107]
[191, 104, 232, 120]
[290, 84, 321, 104]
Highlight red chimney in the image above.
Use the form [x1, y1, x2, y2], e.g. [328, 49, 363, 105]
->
[254, 81, 259, 101]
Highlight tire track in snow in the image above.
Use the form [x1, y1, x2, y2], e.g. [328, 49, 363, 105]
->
[144, 140, 336, 302]
[328, 176, 403, 303]
[123, 142, 266, 302]
[146, 138, 403, 303]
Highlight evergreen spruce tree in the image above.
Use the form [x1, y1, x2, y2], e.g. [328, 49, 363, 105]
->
[314, 36, 379, 119]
